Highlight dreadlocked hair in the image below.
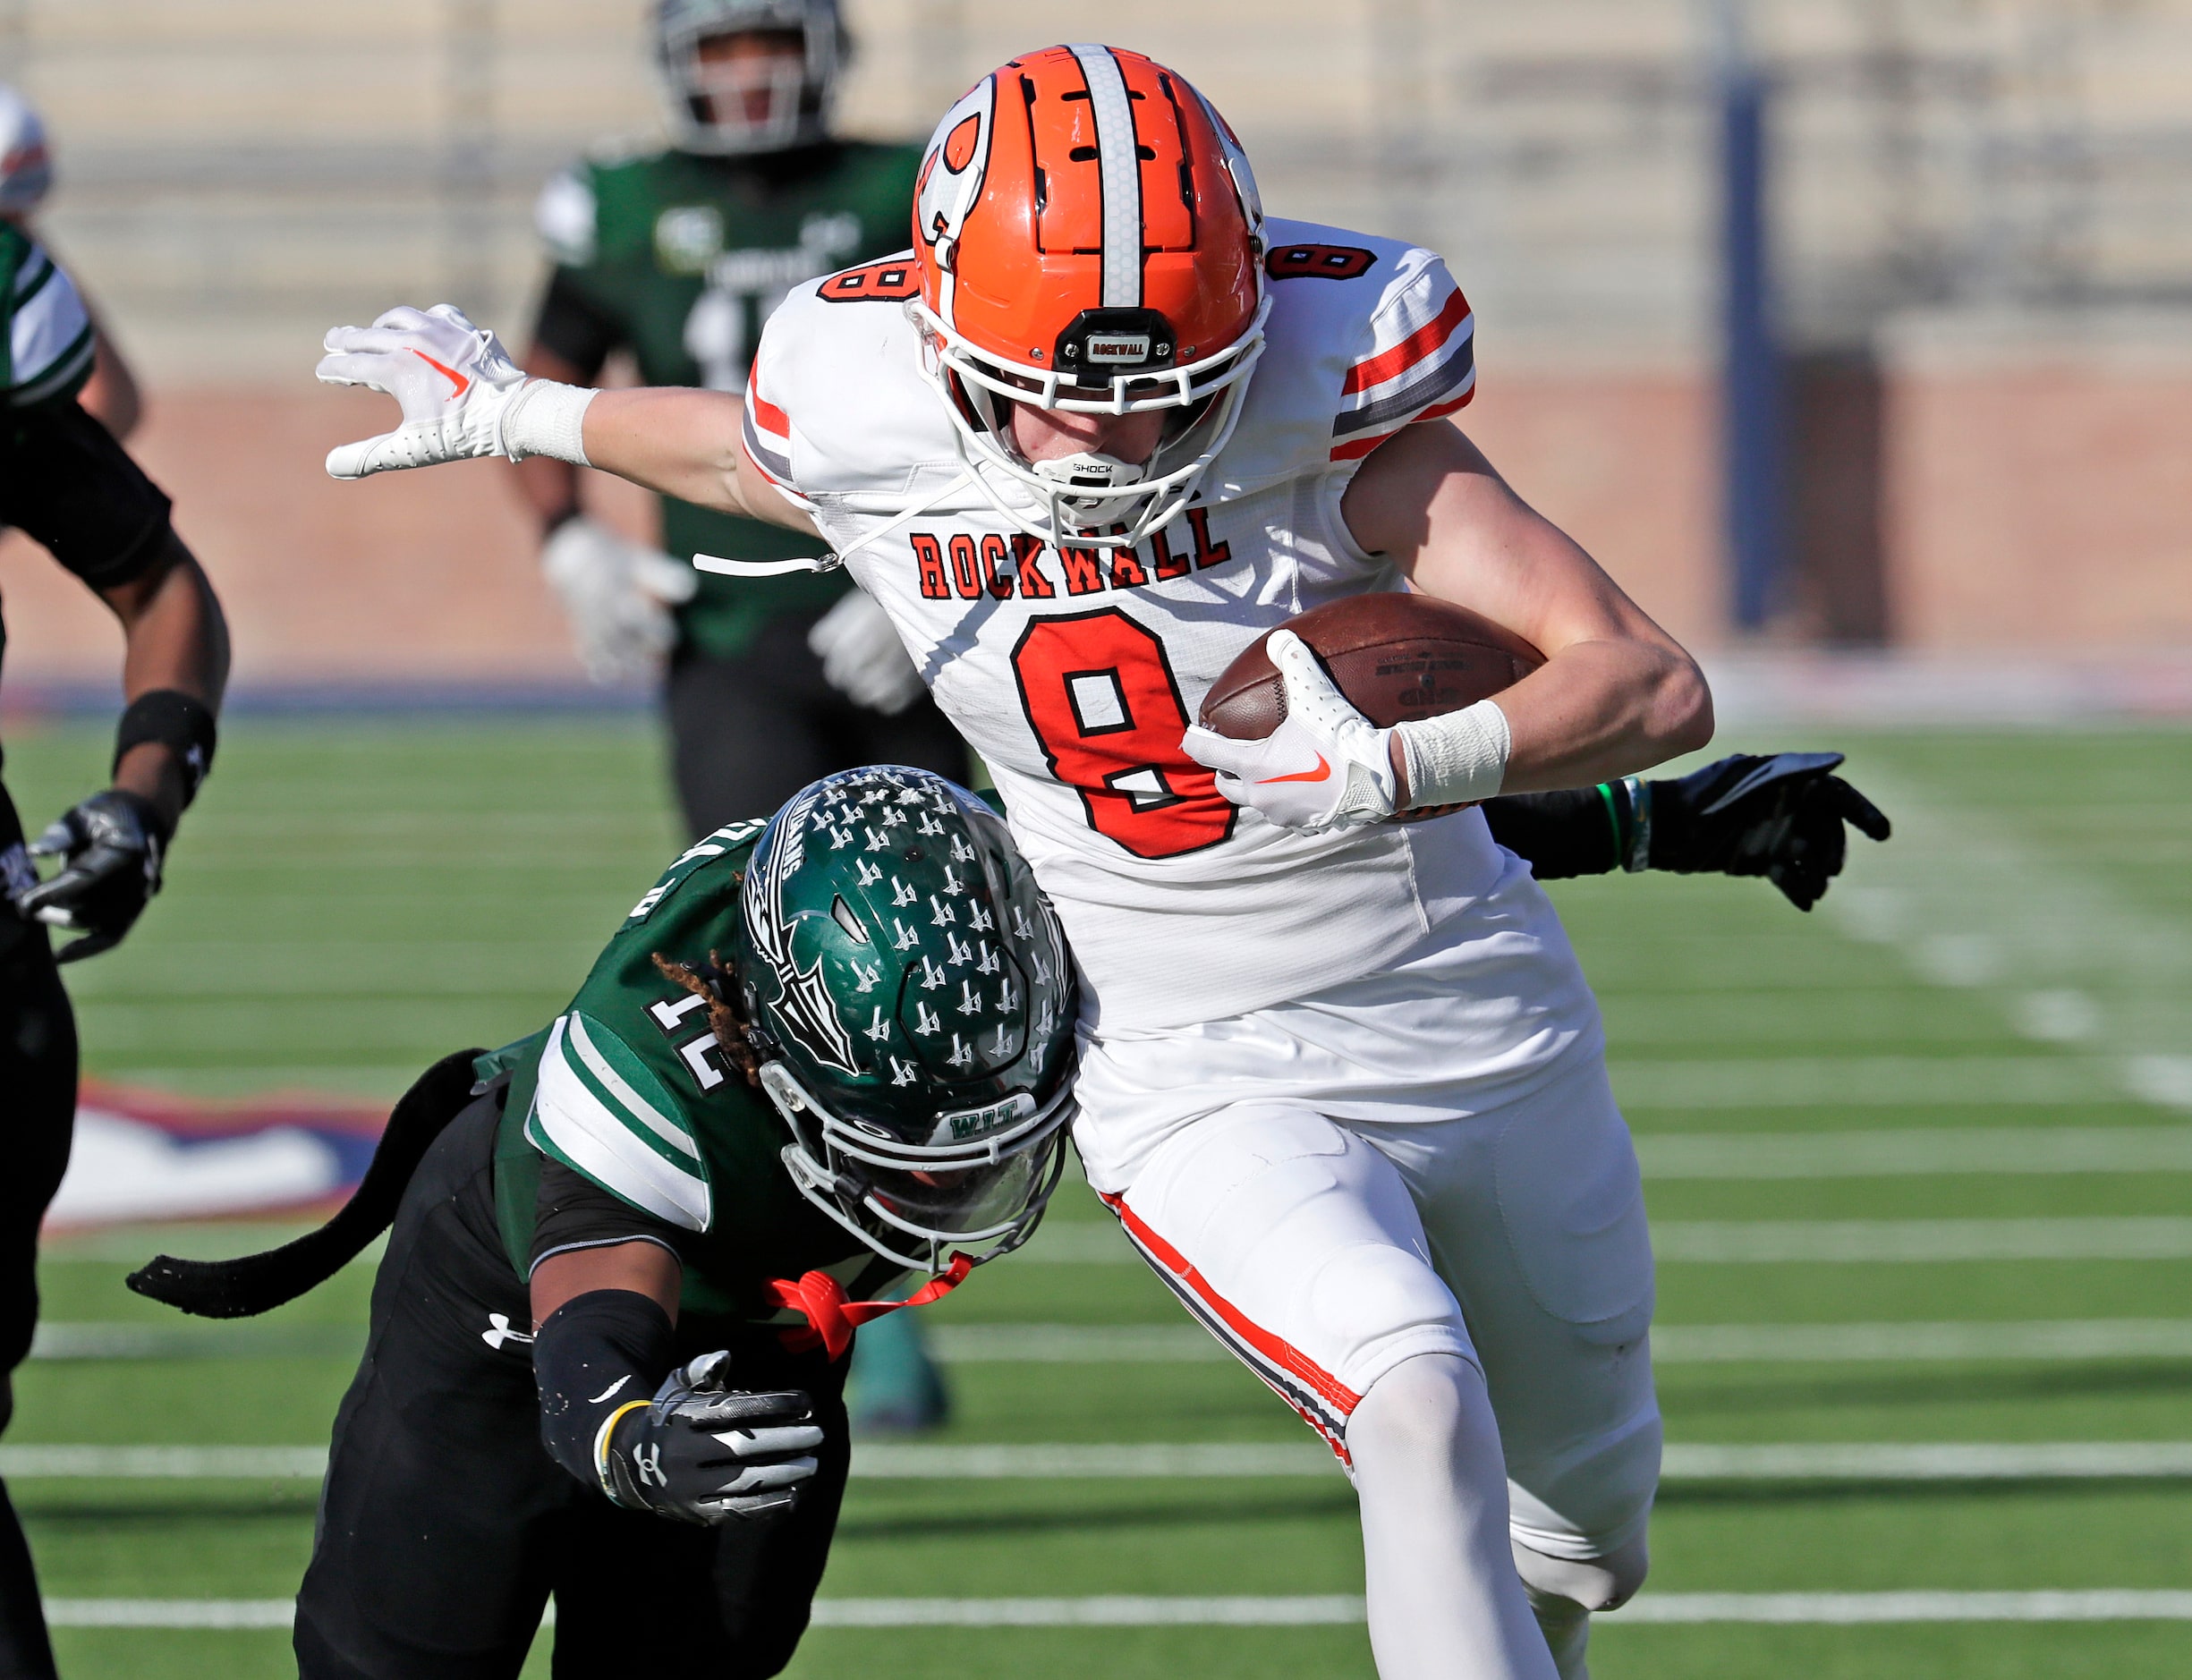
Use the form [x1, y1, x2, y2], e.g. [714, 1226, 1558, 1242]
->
[651, 948, 765, 1088]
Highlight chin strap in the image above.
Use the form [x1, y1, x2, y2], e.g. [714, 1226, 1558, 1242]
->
[692, 552, 845, 577]
[764, 1252, 975, 1361]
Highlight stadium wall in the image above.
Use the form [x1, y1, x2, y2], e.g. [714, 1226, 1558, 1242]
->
[7, 345, 2181, 689]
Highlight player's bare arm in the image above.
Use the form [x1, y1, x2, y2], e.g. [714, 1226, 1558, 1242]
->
[1341, 417, 1712, 796]
[582, 384, 818, 536]
[100, 534, 231, 828]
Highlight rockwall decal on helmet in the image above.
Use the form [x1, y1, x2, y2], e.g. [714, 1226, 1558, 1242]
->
[905, 44, 1273, 553]
[734, 766, 1077, 1272]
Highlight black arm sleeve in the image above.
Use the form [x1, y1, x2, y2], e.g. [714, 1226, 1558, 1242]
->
[531, 267, 623, 380]
[529, 1157, 687, 1276]
[0, 401, 173, 589]
[532, 1288, 677, 1490]
[1480, 787, 1621, 880]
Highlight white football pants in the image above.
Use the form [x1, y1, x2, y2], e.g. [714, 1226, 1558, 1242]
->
[1091, 1050, 1659, 1680]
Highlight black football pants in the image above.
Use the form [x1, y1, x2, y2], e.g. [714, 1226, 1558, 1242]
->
[665, 609, 968, 841]
[0, 790, 78, 1680]
[293, 1093, 852, 1680]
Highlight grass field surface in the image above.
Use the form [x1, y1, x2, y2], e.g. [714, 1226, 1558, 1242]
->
[3, 716, 2187, 1677]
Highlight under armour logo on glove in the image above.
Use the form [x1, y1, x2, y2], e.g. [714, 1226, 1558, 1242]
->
[480, 1312, 535, 1352]
[764, 1255, 974, 1361]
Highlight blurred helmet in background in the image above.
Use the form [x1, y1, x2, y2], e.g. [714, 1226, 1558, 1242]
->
[0, 85, 53, 217]
[908, 44, 1269, 549]
[654, 0, 846, 157]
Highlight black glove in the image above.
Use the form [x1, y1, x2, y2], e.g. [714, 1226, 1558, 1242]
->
[13, 789, 172, 963]
[1646, 752, 1890, 911]
[599, 1350, 824, 1525]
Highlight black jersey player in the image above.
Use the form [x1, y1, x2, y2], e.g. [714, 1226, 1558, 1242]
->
[0, 220, 229, 1679]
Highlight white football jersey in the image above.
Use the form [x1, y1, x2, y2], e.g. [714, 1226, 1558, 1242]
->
[745, 216, 1570, 1035]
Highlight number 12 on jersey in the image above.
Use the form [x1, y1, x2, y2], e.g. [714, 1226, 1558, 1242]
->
[1010, 609, 1237, 861]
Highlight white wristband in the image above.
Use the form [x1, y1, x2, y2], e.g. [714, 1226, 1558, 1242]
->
[1393, 699, 1511, 809]
[501, 378, 596, 466]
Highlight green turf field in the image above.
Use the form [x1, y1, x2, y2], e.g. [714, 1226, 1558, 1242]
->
[4, 715, 2188, 1677]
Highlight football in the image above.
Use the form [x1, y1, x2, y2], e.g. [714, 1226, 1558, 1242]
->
[1197, 593, 1544, 820]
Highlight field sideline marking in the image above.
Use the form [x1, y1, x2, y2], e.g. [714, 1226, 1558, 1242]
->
[16, 1441, 2192, 1483]
[1028, 1215, 2192, 1265]
[39, 1591, 2192, 1629]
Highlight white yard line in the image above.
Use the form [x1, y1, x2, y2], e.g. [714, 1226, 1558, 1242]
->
[41, 1591, 2192, 1629]
[1613, 1591, 2192, 1625]
[1612, 1056, 2145, 1109]
[927, 1319, 2192, 1364]
[1660, 1442, 2192, 1480]
[1652, 1319, 2192, 1362]
[1034, 1215, 2192, 1263]
[0, 1446, 329, 1479]
[1636, 1124, 2192, 1177]
[1650, 1217, 2192, 1261]
[1823, 766, 2192, 1112]
[32, 1315, 2192, 1367]
[13, 1439, 2192, 1483]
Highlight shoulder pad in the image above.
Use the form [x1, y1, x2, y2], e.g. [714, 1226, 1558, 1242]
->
[1208, 217, 1475, 496]
[745, 256, 954, 504]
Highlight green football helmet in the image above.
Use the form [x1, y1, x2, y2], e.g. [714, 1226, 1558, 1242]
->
[654, 0, 845, 157]
[734, 766, 1077, 1273]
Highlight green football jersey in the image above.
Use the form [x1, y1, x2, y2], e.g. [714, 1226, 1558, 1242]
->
[537, 140, 922, 659]
[0, 224, 95, 410]
[486, 819, 905, 1322]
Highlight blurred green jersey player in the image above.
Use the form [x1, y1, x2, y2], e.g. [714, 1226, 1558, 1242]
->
[513, 0, 965, 1427]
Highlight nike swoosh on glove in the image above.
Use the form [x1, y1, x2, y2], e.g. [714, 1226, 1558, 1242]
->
[317, 304, 529, 479]
[1180, 630, 1399, 833]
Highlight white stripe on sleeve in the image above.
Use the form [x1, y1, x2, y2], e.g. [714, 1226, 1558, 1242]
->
[565, 1012, 701, 1159]
[9, 244, 90, 403]
[532, 1019, 711, 1230]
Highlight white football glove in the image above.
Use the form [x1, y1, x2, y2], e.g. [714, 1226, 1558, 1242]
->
[317, 304, 533, 479]
[808, 589, 925, 716]
[1180, 630, 1400, 834]
[540, 515, 699, 687]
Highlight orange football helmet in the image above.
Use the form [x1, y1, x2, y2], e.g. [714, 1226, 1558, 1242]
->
[908, 44, 1270, 548]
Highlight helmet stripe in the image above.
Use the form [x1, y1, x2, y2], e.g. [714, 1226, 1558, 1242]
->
[1067, 43, 1143, 310]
